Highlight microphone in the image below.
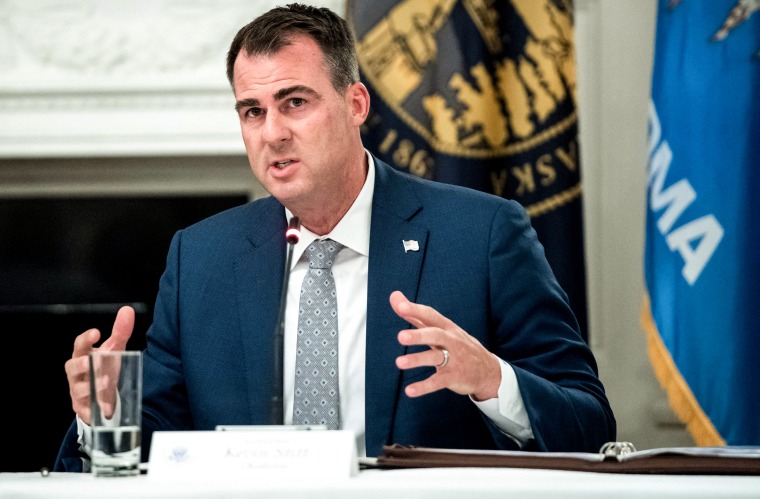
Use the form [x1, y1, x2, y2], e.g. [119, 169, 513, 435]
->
[270, 216, 300, 425]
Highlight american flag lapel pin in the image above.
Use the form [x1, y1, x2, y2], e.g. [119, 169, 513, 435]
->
[402, 240, 419, 253]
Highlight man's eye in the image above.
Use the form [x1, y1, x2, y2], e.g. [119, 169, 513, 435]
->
[246, 108, 263, 117]
[290, 98, 305, 107]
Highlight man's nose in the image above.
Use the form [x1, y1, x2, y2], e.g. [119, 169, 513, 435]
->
[261, 111, 291, 143]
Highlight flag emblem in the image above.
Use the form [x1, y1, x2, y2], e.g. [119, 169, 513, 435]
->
[402, 240, 419, 253]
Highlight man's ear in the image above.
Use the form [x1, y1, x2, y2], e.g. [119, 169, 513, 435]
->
[348, 82, 370, 126]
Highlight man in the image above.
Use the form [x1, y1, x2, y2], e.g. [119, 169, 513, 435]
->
[55, 3, 615, 472]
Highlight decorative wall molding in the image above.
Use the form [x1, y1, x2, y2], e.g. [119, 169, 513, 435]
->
[0, 0, 345, 158]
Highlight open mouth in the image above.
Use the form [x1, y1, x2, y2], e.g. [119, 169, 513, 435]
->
[273, 160, 293, 170]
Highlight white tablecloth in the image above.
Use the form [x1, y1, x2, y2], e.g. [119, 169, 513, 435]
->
[2, 467, 760, 498]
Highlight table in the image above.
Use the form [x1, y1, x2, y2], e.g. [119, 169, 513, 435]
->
[2, 467, 760, 498]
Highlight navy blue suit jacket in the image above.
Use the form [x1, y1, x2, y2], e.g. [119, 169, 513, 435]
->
[55, 157, 615, 471]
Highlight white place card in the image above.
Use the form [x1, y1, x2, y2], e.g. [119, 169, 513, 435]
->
[147, 427, 358, 481]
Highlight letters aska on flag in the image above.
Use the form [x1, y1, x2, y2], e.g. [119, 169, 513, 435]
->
[347, 0, 589, 341]
[643, 0, 759, 445]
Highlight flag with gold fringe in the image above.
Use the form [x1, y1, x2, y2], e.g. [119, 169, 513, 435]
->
[347, 0, 588, 341]
[642, 0, 760, 445]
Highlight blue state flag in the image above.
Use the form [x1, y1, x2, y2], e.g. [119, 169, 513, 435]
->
[643, 0, 760, 445]
[348, 0, 589, 341]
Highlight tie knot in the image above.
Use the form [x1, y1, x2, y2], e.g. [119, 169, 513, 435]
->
[305, 239, 343, 269]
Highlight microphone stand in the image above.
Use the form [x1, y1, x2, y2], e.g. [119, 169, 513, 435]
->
[270, 216, 301, 425]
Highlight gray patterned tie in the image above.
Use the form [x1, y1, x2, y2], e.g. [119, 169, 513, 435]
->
[292, 238, 343, 429]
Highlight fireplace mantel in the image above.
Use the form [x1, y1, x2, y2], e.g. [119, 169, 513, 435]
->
[0, 0, 344, 159]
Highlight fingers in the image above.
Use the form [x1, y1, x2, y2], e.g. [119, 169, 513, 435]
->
[395, 344, 451, 398]
[71, 305, 134, 356]
[395, 347, 447, 371]
[67, 328, 102, 424]
[65, 346, 94, 424]
[391, 290, 455, 331]
[399, 346, 500, 399]
[389, 290, 426, 328]
[72, 328, 101, 358]
[101, 305, 135, 351]
[396, 344, 455, 398]
[404, 371, 448, 398]
[93, 373, 116, 419]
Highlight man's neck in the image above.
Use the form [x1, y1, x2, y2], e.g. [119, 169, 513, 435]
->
[289, 151, 369, 236]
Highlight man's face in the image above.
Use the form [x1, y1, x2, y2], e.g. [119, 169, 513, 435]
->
[232, 35, 368, 217]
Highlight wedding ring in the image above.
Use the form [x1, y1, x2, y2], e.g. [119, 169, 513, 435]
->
[437, 349, 450, 368]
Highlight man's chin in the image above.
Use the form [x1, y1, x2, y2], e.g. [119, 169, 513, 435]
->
[267, 186, 305, 209]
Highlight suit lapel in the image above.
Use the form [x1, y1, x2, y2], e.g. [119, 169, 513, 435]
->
[365, 159, 428, 456]
[232, 198, 287, 423]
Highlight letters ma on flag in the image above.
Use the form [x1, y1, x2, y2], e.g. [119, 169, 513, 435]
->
[347, 0, 588, 341]
[643, 0, 759, 445]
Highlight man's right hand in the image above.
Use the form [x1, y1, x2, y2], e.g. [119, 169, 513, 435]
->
[64, 306, 135, 424]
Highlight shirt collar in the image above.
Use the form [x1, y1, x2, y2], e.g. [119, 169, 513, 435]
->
[286, 150, 375, 267]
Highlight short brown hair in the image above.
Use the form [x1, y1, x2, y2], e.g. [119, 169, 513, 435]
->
[226, 3, 360, 93]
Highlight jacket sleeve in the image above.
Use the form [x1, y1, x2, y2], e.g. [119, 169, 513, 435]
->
[487, 201, 616, 452]
[52, 419, 86, 473]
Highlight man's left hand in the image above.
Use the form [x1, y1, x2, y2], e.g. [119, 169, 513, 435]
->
[390, 290, 501, 401]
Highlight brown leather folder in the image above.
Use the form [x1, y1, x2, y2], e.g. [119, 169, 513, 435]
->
[376, 444, 760, 475]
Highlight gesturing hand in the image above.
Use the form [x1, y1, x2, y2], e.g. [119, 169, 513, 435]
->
[390, 291, 501, 401]
[63, 306, 135, 424]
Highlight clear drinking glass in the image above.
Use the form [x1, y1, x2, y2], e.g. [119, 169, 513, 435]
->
[89, 350, 142, 477]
